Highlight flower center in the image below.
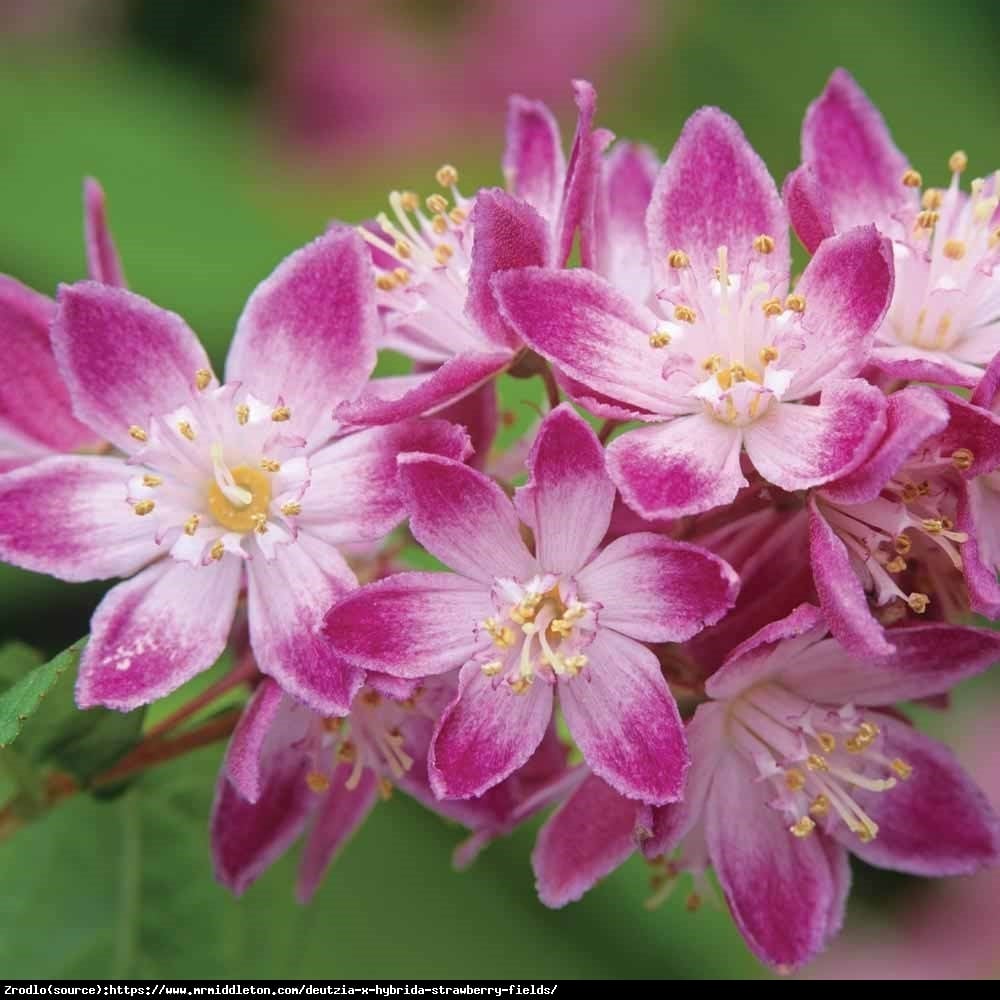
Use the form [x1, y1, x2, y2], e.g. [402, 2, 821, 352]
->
[729, 684, 912, 842]
[477, 575, 597, 693]
[206, 461, 272, 534]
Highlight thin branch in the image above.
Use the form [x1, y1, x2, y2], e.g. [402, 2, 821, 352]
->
[145, 658, 257, 739]
[539, 365, 561, 411]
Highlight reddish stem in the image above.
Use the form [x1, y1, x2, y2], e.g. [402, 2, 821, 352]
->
[146, 658, 257, 739]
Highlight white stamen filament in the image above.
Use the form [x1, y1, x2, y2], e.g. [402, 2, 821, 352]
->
[211, 443, 252, 508]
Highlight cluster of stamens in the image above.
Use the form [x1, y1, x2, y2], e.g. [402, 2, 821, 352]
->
[478, 578, 596, 693]
[730, 686, 912, 843]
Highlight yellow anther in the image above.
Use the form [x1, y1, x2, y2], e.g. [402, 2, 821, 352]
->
[941, 515, 955, 531]
[236, 404, 250, 426]
[891, 758, 913, 780]
[210, 541, 225, 561]
[183, 514, 200, 536]
[893, 534, 912, 555]
[974, 197, 999, 223]
[434, 244, 454, 265]
[449, 207, 467, 224]
[701, 354, 723, 373]
[901, 168, 922, 188]
[922, 188, 944, 210]
[915, 209, 939, 230]
[480, 660, 503, 677]
[649, 331, 671, 349]
[809, 795, 830, 818]
[250, 512, 268, 534]
[858, 721, 880, 740]
[399, 190, 419, 212]
[259, 458, 280, 472]
[762, 298, 783, 318]
[685, 892, 702, 912]
[667, 250, 689, 269]
[306, 770, 330, 793]
[949, 150, 968, 173]
[730, 363, 761, 384]
[549, 619, 573, 637]
[942, 239, 966, 261]
[321, 717, 343, 734]
[426, 193, 448, 215]
[133, 500, 155, 516]
[360, 689, 381, 707]
[128, 425, 148, 443]
[432, 214, 448, 234]
[857, 825, 876, 843]
[817, 732, 836, 753]
[716, 368, 733, 391]
[785, 293, 806, 313]
[886, 555, 907, 574]
[510, 676, 533, 695]
[281, 501, 302, 517]
[806, 754, 828, 772]
[673, 304, 696, 323]
[195, 369, 213, 391]
[177, 421, 195, 441]
[790, 816, 816, 838]
[951, 448, 976, 472]
[753, 233, 776, 254]
[991, 227, 1000, 248]
[375, 273, 398, 291]
[785, 769, 806, 792]
[271, 406, 291, 423]
[392, 267, 410, 284]
[922, 518, 944, 535]
[378, 777, 394, 801]
[436, 164, 459, 187]
[908, 592, 930, 614]
[759, 345, 779, 365]
[563, 654, 588, 676]
[142, 474, 162, 488]
[336, 740, 357, 764]
[394, 240, 412, 259]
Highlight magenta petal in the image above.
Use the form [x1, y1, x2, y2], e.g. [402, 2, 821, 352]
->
[246, 535, 364, 716]
[532, 773, 646, 907]
[932, 390, 1000, 480]
[807, 499, 895, 660]
[971, 350, 1000, 412]
[227, 229, 378, 448]
[430, 659, 554, 799]
[783, 164, 834, 254]
[296, 765, 380, 902]
[76, 556, 241, 710]
[820, 386, 949, 506]
[398, 453, 536, 583]
[800, 69, 913, 234]
[83, 178, 126, 287]
[52, 282, 209, 453]
[0, 276, 98, 458]
[838, 715, 1000, 877]
[578, 533, 738, 643]
[706, 751, 840, 971]
[466, 188, 551, 350]
[301, 419, 471, 546]
[595, 142, 659, 302]
[514, 404, 615, 574]
[560, 630, 688, 805]
[325, 572, 493, 678]
[869, 343, 982, 390]
[607, 414, 746, 520]
[503, 95, 566, 228]
[494, 266, 680, 416]
[335, 351, 511, 427]
[647, 107, 788, 280]
[960, 482, 1000, 619]
[743, 382, 887, 491]
[224, 680, 292, 803]
[432, 378, 498, 470]
[786, 225, 894, 398]
[0, 455, 159, 581]
[210, 752, 314, 897]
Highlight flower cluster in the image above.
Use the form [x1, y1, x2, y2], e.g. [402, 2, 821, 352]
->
[1, 70, 999, 972]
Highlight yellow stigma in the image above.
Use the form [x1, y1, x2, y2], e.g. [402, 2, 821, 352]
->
[922, 188, 944, 210]
[183, 514, 200, 536]
[753, 233, 776, 254]
[908, 592, 930, 614]
[195, 369, 212, 391]
[426, 193, 448, 215]
[271, 406, 291, 422]
[761, 297, 783, 318]
[759, 345, 779, 365]
[942, 239, 966, 261]
[207, 465, 272, 534]
[790, 816, 816, 838]
[785, 293, 806, 313]
[901, 168, 922, 187]
[667, 249, 689, 269]
[281, 501, 302, 517]
[436, 164, 459, 187]
[128, 425, 147, 443]
[673, 304, 696, 323]
[306, 770, 330, 793]
[133, 500, 155, 516]
[949, 150, 968, 173]
[177, 421, 195, 441]
[235, 404, 250, 426]
[259, 458, 280, 472]
[952, 447, 974, 471]
[142, 474, 162, 488]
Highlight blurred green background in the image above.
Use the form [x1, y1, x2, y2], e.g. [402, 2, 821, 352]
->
[1, 0, 999, 980]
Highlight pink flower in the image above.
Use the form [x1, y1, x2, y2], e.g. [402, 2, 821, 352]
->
[0, 179, 122, 471]
[494, 107, 895, 519]
[325, 404, 738, 805]
[211, 674, 576, 899]
[809, 384, 1000, 658]
[335, 82, 612, 429]
[0, 228, 469, 712]
[533, 606, 1000, 970]
[786, 68, 1000, 388]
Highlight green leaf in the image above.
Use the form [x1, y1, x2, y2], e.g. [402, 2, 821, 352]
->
[0, 643, 43, 688]
[0, 640, 83, 749]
